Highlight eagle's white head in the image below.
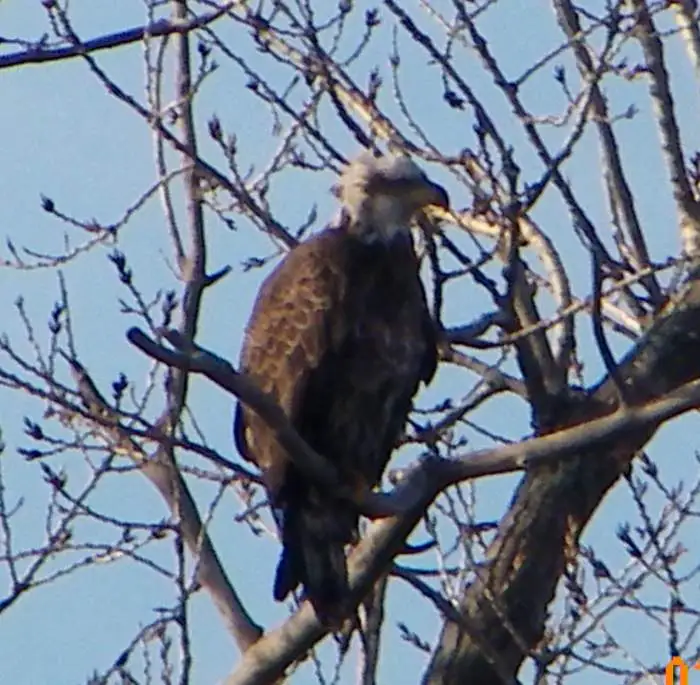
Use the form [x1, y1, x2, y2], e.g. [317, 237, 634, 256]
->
[337, 152, 449, 242]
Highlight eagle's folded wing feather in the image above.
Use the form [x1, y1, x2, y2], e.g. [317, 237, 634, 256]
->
[234, 232, 346, 497]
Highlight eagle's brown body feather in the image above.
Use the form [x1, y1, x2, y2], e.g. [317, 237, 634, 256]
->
[234, 216, 436, 622]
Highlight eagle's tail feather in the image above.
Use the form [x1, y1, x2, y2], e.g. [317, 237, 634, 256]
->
[274, 493, 355, 626]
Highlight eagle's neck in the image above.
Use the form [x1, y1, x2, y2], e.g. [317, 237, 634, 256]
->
[343, 195, 413, 244]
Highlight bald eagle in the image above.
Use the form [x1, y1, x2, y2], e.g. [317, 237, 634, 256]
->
[234, 152, 449, 624]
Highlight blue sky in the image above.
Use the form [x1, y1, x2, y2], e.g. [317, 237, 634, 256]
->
[1, 1, 699, 683]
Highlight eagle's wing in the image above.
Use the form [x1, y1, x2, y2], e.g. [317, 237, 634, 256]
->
[234, 230, 347, 499]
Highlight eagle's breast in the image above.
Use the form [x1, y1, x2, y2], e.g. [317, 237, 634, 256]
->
[314, 232, 433, 486]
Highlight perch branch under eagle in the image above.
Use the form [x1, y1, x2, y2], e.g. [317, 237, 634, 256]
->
[234, 152, 449, 625]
